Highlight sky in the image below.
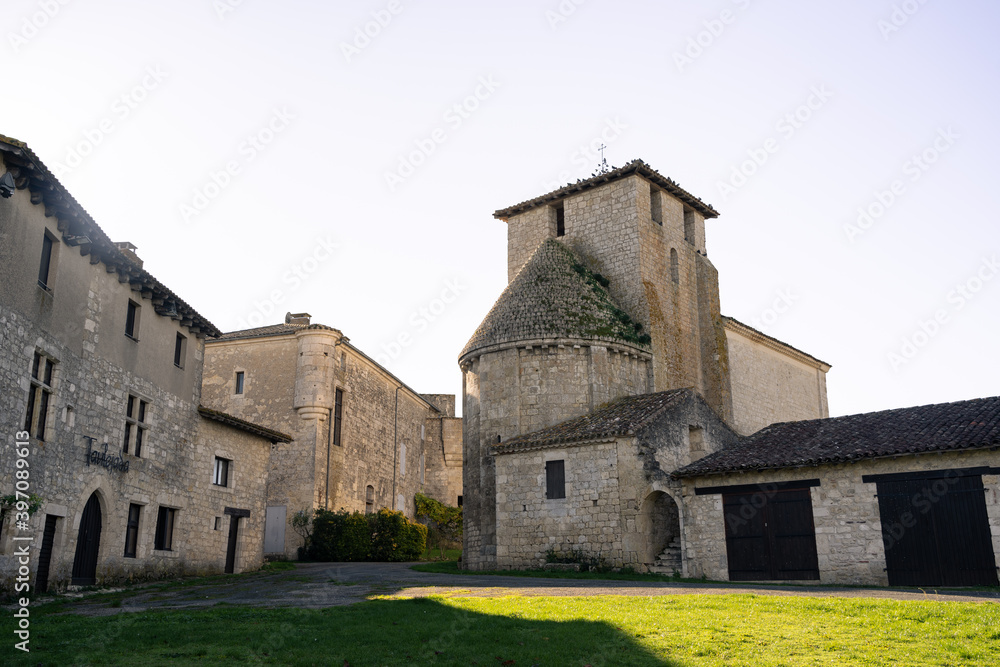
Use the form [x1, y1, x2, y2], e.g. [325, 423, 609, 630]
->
[4, 0, 998, 419]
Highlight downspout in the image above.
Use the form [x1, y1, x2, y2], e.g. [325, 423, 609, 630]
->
[327, 335, 348, 510]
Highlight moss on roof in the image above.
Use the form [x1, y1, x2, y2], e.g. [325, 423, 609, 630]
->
[461, 239, 651, 359]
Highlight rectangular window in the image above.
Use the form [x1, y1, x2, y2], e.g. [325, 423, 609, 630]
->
[213, 457, 231, 487]
[400, 443, 406, 477]
[546, 460, 566, 500]
[650, 185, 662, 225]
[234, 371, 245, 395]
[38, 232, 54, 290]
[333, 388, 343, 446]
[125, 300, 140, 340]
[555, 204, 565, 237]
[124, 504, 141, 558]
[123, 395, 149, 457]
[365, 485, 375, 514]
[174, 333, 187, 368]
[457, 496, 463, 507]
[683, 209, 696, 244]
[24, 352, 55, 440]
[154, 506, 176, 551]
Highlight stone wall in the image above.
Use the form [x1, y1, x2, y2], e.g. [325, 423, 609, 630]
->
[0, 177, 272, 591]
[680, 450, 1000, 585]
[725, 322, 829, 435]
[203, 328, 461, 559]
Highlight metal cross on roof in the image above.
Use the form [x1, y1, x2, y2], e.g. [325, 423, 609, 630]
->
[594, 143, 610, 176]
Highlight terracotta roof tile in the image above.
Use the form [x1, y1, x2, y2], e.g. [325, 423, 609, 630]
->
[676, 396, 1000, 476]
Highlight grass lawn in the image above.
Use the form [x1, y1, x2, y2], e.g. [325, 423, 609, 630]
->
[9, 593, 999, 666]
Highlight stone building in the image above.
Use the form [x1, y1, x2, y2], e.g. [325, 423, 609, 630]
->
[201, 317, 462, 559]
[0, 135, 291, 592]
[461, 159, 999, 586]
[461, 160, 832, 571]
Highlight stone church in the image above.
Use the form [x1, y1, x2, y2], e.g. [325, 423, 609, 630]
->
[462, 161, 999, 586]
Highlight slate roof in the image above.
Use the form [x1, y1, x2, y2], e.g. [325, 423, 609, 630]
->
[676, 396, 1000, 477]
[0, 133, 220, 337]
[198, 406, 293, 443]
[215, 323, 311, 341]
[494, 389, 691, 454]
[460, 239, 652, 360]
[493, 159, 720, 221]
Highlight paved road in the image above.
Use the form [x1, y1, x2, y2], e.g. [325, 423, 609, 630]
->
[54, 562, 1000, 615]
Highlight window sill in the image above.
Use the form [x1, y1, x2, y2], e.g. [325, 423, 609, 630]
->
[37, 282, 53, 295]
[152, 548, 179, 558]
[174, 363, 184, 370]
[125, 334, 140, 343]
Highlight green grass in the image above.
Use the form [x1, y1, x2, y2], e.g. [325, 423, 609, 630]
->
[412, 558, 710, 584]
[420, 547, 463, 562]
[9, 594, 1000, 666]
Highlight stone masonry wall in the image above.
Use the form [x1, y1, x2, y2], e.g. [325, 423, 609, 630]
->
[681, 450, 1000, 585]
[726, 326, 829, 436]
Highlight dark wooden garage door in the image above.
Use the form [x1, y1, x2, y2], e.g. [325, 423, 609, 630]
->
[874, 474, 998, 587]
[723, 487, 820, 581]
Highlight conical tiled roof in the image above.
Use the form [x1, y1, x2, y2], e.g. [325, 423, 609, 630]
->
[460, 239, 651, 359]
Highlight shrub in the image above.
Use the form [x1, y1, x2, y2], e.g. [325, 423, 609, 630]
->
[307, 508, 426, 562]
[415, 493, 462, 558]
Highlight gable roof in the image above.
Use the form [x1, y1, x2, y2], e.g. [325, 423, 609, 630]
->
[0, 133, 219, 337]
[460, 239, 652, 360]
[493, 159, 720, 221]
[494, 389, 692, 454]
[675, 396, 1000, 477]
[214, 322, 312, 341]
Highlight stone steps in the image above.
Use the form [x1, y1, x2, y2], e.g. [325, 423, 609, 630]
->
[648, 538, 682, 575]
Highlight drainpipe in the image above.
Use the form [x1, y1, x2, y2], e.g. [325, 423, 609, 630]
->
[326, 335, 348, 510]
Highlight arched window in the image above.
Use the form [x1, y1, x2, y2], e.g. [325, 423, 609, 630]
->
[365, 485, 375, 514]
[670, 248, 679, 284]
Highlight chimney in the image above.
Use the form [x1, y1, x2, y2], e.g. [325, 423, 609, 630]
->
[285, 312, 312, 325]
[113, 241, 142, 268]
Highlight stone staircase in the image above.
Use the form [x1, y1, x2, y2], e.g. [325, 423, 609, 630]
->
[647, 537, 682, 575]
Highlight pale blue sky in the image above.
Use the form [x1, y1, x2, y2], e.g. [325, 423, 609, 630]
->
[5, 0, 999, 418]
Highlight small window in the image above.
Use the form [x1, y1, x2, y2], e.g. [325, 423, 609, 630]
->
[457, 496, 463, 507]
[125, 300, 141, 340]
[174, 333, 187, 368]
[214, 517, 222, 530]
[650, 185, 662, 225]
[24, 352, 55, 441]
[365, 485, 375, 514]
[38, 232, 55, 291]
[683, 209, 696, 244]
[420, 453, 425, 485]
[124, 504, 141, 558]
[340, 353, 346, 371]
[154, 506, 176, 551]
[670, 248, 679, 284]
[546, 460, 566, 500]
[689, 426, 705, 457]
[235, 371, 245, 395]
[213, 457, 231, 487]
[555, 204, 565, 237]
[400, 443, 406, 477]
[123, 395, 149, 457]
[333, 388, 343, 446]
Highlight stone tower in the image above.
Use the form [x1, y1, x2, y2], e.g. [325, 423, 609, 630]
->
[460, 160, 733, 570]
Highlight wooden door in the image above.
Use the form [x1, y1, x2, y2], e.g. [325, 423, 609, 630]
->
[225, 516, 241, 574]
[71, 493, 102, 585]
[724, 487, 820, 581]
[35, 515, 59, 593]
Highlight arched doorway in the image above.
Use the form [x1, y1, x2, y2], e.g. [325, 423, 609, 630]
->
[638, 491, 681, 574]
[71, 492, 102, 585]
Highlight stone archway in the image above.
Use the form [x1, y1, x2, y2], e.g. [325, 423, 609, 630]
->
[637, 491, 681, 574]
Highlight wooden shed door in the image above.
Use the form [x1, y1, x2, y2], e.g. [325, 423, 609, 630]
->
[876, 476, 998, 587]
[724, 487, 820, 581]
[35, 515, 60, 593]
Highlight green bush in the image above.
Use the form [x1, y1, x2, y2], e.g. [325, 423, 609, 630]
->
[307, 508, 426, 562]
[415, 493, 462, 558]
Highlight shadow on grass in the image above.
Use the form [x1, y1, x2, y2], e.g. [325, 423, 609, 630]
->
[12, 596, 676, 666]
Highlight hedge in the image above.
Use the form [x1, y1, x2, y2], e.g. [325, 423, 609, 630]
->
[307, 508, 427, 562]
